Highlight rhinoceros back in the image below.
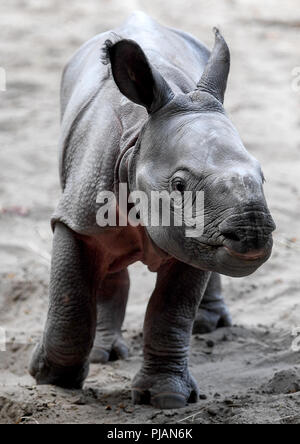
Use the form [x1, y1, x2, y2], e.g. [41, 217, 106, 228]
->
[52, 12, 210, 234]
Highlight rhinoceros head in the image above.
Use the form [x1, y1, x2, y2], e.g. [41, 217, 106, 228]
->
[107, 29, 276, 277]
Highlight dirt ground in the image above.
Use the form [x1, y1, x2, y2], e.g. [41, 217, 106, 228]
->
[1, 0, 300, 424]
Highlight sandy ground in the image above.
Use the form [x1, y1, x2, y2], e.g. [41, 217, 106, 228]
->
[0, 0, 300, 424]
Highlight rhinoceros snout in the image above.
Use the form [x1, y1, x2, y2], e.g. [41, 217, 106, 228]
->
[219, 210, 276, 257]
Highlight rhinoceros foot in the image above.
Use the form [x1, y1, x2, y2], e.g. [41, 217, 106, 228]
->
[29, 343, 89, 389]
[193, 300, 232, 335]
[90, 332, 129, 364]
[132, 368, 199, 409]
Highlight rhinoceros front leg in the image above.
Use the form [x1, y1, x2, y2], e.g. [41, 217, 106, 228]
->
[193, 272, 232, 334]
[132, 262, 211, 409]
[29, 223, 97, 389]
[90, 269, 129, 364]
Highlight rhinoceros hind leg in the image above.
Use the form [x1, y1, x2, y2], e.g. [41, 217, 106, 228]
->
[90, 269, 129, 364]
[193, 273, 232, 335]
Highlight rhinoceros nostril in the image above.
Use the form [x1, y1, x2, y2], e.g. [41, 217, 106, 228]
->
[219, 223, 241, 243]
[219, 210, 276, 247]
[222, 231, 240, 242]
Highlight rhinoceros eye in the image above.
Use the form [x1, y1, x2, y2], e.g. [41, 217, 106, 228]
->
[172, 178, 186, 194]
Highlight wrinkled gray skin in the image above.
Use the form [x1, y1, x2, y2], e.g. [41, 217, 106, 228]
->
[30, 12, 276, 409]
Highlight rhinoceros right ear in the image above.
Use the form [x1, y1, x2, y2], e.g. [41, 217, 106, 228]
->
[105, 39, 174, 113]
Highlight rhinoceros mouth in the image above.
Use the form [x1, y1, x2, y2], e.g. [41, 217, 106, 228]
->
[223, 246, 269, 262]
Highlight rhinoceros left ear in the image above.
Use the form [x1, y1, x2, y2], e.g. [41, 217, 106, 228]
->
[197, 28, 230, 104]
[106, 39, 174, 113]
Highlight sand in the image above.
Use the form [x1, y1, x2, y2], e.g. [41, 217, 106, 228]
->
[0, 0, 300, 424]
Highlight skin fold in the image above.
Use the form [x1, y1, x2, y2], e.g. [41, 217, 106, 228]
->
[30, 12, 276, 409]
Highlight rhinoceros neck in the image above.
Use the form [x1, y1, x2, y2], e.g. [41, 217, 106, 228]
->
[75, 225, 173, 274]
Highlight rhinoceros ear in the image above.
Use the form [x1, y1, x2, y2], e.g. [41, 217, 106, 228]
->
[197, 28, 230, 104]
[106, 39, 174, 113]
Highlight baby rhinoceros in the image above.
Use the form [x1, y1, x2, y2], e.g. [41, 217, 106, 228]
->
[30, 12, 276, 409]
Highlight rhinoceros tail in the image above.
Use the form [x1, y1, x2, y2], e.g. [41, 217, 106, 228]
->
[100, 33, 123, 65]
